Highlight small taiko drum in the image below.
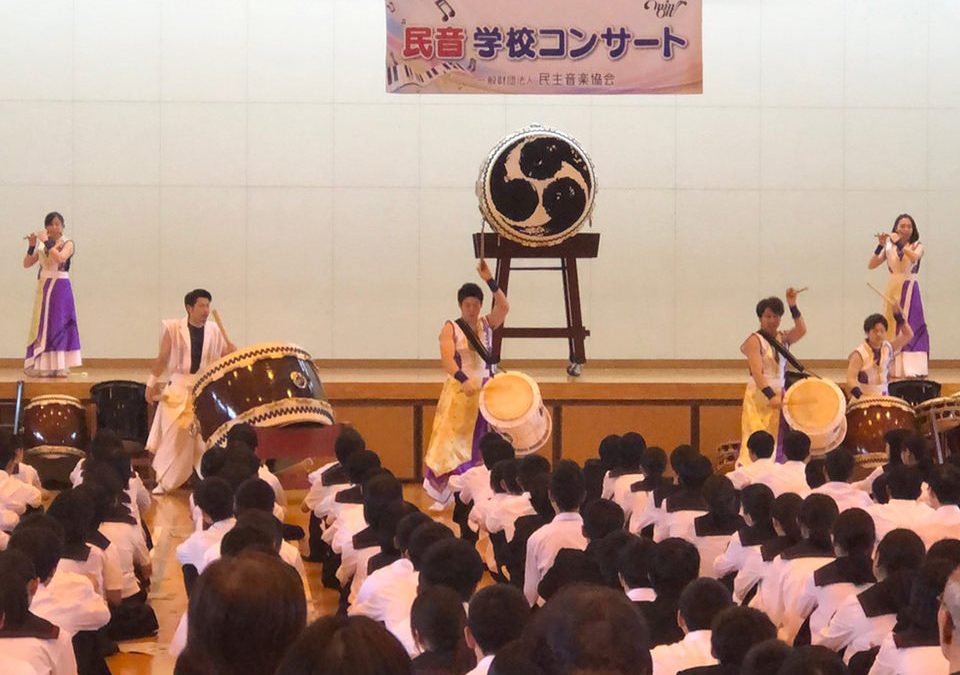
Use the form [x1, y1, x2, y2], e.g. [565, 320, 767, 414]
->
[844, 395, 916, 456]
[90, 380, 149, 444]
[888, 378, 941, 407]
[20, 394, 89, 487]
[479, 371, 552, 456]
[916, 395, 960, 436]
[783, 377, 847, 456]
[192, 343, 335, 450]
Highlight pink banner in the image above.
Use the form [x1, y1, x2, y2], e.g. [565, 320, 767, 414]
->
[385, 0, 701, 95]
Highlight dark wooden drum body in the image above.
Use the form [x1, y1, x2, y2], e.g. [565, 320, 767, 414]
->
[844, 395, 916, 456]
[888, 378, 941, 406]
[90, 380, 149, 443]
[21, 394, 88, 488]
[192, 343, 335, 449]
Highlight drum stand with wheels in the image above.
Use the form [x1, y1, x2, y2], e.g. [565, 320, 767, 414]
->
[473, 232, 599, 376]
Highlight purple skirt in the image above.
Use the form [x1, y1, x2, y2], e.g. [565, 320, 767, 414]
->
[25, 276, 82, 372]
[899, 280, 929, 354]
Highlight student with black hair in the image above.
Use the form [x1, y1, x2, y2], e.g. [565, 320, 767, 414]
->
[867, 464, 934, 541]
[465, 584, 530, 675]
[714, 483, 777, 588]
[655, 454, 713, 543]
[410, 585, 476, 674]
[536, 548, 604, 602]
[618, 535, 657, 604]
[805, 458, 827, 490]
[669, 475, 744, 580]
[303, 426, 365, 560]
[797, 507, 877, 639]
[420, 538, 485, 603]
[652, 578, 732, 675]
[176, 477, 236, 596]
[815, 528, 924, 660]
[734, 492, 803, 605]
[72, 428, 152, 529]
[901, 432, 936, 487]
[522, 460, 588, 606]
[474, 459, 534, 569]
[637, 538, 701, 647]
[508, 472, 555, 589]
[628, 446, 671, 536]
[740, 639, 792, 675]
[0, 549, 78, 675]
[450, 433, 515, 542]
[851, 427, 913, 492]
[608, 432, 647, 516]
[918, 464, 960, 548]
[726, 430, 776, 492]
[869, 556, 953, 675]
[0, 430, 42, 518]
[754, 494, 838, 643]
[766, 430, 813, 497]
[276, 615, 413, 675]
[776, 645, 847, 675]
[635, 445, 696, 537]
[814, 446, 873, 511]
[680, 606, 777, 675]
[584, 433, 622, 502]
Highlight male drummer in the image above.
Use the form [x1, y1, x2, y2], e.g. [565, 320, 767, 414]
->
[846, 311, 913, 400]
[145, 289, 235, 494]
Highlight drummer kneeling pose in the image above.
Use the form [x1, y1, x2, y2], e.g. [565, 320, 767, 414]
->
[145, 289, 236, 494]
[846, 311, 913, 400]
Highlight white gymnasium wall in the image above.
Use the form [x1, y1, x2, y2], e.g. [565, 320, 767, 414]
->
[0, 0, 958, 361]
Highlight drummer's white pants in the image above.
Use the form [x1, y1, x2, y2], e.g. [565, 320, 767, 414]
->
[147, 388, 203, 492]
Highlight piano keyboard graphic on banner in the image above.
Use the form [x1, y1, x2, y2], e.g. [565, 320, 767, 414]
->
[385, 53, 469, 90]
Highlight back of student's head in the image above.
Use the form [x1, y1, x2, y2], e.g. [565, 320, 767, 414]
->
[931, 464, 960, 506]
[468, 584, 530, 656]
[783, 431, 811, 462]
[411, 585, 466, 653]
[883, 428, 912, 466]
[798, 494, 839, 550]
[275, 615, 412, 675]
[523, 584, 651, 675]
[518, 454, 551, 491]
[362, 472, 403, 526]
[620, 432, 646, 470]
[550, 460, 585, 513]
[181, 552, 306, 675]
[903, 556, 955, 634]
[831, 508, 876, 584]
[669, 444, 699, 475]
[928, 539, 960, 568]
[0, 429, 17, 468]
[235, 477, 276, 514]
[491, 459, 522, 495]
[8, 524, 63, 582]
[597, 434, 623, 469]
[0, 550, 35, 627]
[213, 441, 261, 491]
[777, 646, 847, 675]
[232, 509, 282, 554]
[772, 492, 804, 542]
[527, 473, 555, 521]
[648, 538, 700, 596]
[374, 500, 413, 552]
[419, 538, 484, 602]
[345, 450, 381, 485]
[395, 511, 432, 556]
[581, 499, 624, 541]
[876, 529, 926, 576]
[88, 427, 126, 466]
[741, 483, 775, 526]
[617, 535, 655, 590]
[489, 640, 545, 675]
[47, 488, 96, 544]
[678, 578, 732, 632]
[225, 422, 258, 451]
[903, 432, 930, 463]
[74, 479, 116, 526]
[746, 431, 775, 460]
[590, 530, 633, 590]
[538, 550, 603, 601]
[886, 464, 923, 500]
[481, 433, 516, 470]
[824, 446, 856, 483]
[710, 606, 776, 667]
[194, 476, 235, 522]
[406, 522, 455, 571]
[741, 639, 793, 675]
[334, 426, 365, 465]
[703, 475, 740, 526]
[677, 454, 713, 490]
[220, 525, 279, 559]
[805, 459, 827, 489]
[81, 458, 126, 502]
[640, 446, 667, 478]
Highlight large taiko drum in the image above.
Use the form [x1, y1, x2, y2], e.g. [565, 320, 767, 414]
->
[192, 343, 335, 450]
[477, 124, 597, 248]
[20, 394, 89, 487]
[783, 377, 847, 456]
[844, 395, 916, 455]
[479, 371, 552, 456]
[90, 380, 149, 444]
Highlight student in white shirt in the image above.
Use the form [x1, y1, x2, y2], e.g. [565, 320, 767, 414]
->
[627, 446, 670, 536]
[766, 430, 813, 498]
[697, 606, 777, 675]
[617, 535, 657, 604]
[474, 459, 534, 552]
[714, 483, 777, 584]
[869, 556, 953, 675]
[651, 578, 732, 675]
[0, 432, 43, 516]
[72, 429, 152, 526]
[522, 460, 589, 606]
[632, 445, 696, 539]
[45, 489, 117, 605]
[813, 446, 875, 512]
[816, 528, 926, 660]
[938, 565, 960, 675]
[275, 616, 412, 675]
[15, 460, 41, 491]
[607, 432, 647, 516]
[726, 430, 778, 491]
[589, 434, 622, 503]
[734, 492, 803, 605]
[464, 584, 530, 675]
[450, 433, 514, 542]
[0, 549, 78, 675]
[639, 538, 701, 648]
[917, 464, 960, 549]
[176, 477, 236, 596]
[668, 475, 744, 579]
[868, 464, 934, 542]
[655, 454, 712, 542]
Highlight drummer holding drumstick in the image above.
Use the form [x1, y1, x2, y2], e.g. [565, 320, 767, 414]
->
[846, 308, 913, 400]
[739, 288, 807, 465]
[422, 260, 509, 510]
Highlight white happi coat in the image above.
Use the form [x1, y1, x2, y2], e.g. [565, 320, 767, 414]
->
[146, 318, 228, 491]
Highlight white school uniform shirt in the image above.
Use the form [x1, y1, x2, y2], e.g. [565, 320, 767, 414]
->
[449, 464, 493, 506]
[713, 531, 756, 579]
[915, 504, 960, 549]
[796, 561, 874, 639]
[756, 550, 834, 644]
[55, 545, 107, 597]
[666, 518, 737, 579]
[15, 463, 42, 490]
[175, 518, 236, 569]
[258, 465, 288, 512]
[95, 541, 125, 597]
[1, 508, 18, 532]
[814, 588, 897, 660]
[726, 457, 778, 491]
[765, 461, 811, 498]
[626, 587, 657, 603]
[0, 653, 39, 675]
[347, 545, 381, 605]
[867, 499, 935, 542]
[0, 469, 42, 514]
[465, 654, 495, 675]
[70, 461, 152, 525]
[523, 512, 588, 606]
[611, 473, 644, 519]
[628, 489, 654, 534]
[733, 545, 768, 604]
[303, 461, 337, 512]
[0, 631, 77, 675]
[483, 493, 535, 542]
[812, 481, 875, 512]
[30, 571, 111, 637]
[98, 519, 150, 598]
[651, 630, 717, 675]
[197, 537, 312, 606]
[868, 633, 949, 675]
[0, 527, 9, 550]
[349, 558, 419, 651]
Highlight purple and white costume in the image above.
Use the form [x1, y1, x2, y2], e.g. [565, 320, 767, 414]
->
[24, 238, 81, 375]
[879, 240, 929, 377]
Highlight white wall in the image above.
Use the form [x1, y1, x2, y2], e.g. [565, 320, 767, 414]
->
[0, 0, 958, 361]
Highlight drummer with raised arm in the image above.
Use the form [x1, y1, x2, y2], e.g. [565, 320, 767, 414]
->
[739, 289, 807, 465]
[145, 289, 236, 494]
[422, 260, 509, 510]
[846, 311, 913, 400]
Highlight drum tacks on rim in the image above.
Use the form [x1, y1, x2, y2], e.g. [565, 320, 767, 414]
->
[479, 371, 552, 456]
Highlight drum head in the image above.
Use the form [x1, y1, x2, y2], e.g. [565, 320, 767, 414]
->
[785, 379, 844, 430]
[477, 125, 596, 247]
[482, 373, 536, 422]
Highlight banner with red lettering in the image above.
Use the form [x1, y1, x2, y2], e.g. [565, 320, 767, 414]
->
[385, 0, 701, 95]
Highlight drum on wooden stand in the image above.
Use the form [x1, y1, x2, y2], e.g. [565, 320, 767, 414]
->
[782, 377, 847, 457]
[844, 395, 916, 456]
[916, 394, 960, 463]
[20, 394, 89, 488]
[479, 371, 552, 456]
[192, 343, 335, 450]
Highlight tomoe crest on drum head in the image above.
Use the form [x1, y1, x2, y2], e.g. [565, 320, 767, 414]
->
[477, 124, 597, 247]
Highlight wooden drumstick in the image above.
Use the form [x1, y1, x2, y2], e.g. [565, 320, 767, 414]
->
[866, 282, 902, 311]
[211, 309, 232, 345]
[794, 287, 809, 295]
